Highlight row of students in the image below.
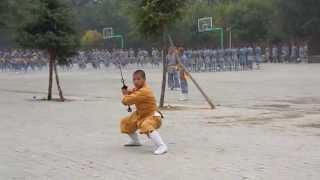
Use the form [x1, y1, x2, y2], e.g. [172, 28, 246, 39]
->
[265, 44, 308, 63]
[182, 47, 262, 72]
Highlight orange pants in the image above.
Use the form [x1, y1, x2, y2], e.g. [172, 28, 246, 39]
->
[120, 112, 162, 134]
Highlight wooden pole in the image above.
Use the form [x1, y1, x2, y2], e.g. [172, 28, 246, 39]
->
[53, 61, 65, 102]
[159, 31, 168, 108]
[47, 49, 54, 100]
[167, 34, 215, 109]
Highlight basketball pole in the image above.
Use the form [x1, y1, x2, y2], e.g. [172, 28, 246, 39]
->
[212, 28, 224, 49]
[103, 27, 124, 49]
[219, 28, 224, 49]
[198, 17, 224, 49]
[112, 35, 124, 49]
[229, 30, 232, 49]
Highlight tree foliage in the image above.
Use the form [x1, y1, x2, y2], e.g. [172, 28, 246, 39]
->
[0, 0, 37, 47]
[279, 0, 320, 38]
[81, 30, 103, 47]
[278, 0, 320, 54]
[1, 0, 320, 51]
[130, 0, 186, 40]
[16, 0, 80, 101]
[17, 0, 80, 62]
[219, 0, 274, 43]
[0, 0, 10, 28]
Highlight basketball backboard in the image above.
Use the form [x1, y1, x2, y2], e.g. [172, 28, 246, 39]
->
[198, 17, 213, 32]
[103, 27, 113, 39]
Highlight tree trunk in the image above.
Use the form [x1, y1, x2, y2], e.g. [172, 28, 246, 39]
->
[53, 60, 65, 101]
[159, 32, 168, 108]
[47, 50, 54, 100]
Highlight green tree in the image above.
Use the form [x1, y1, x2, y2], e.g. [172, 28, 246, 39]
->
[0, 0, 12, 46]
[81, 30, 103, 47]
[213, 0, 274, 44]
[0, 0, 9, 28]
[279, 0, 320, 55]
[131, 0, 185, 40]
[17, 0, 80, 101]
[0, 0, 36, 47]
[130, 0, 186, 107]
[171, 3, 218, 48]
[75, 0, 140, 47]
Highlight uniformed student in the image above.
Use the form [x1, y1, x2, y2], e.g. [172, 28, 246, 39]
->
[120, 70, 168, 155]
[265, 47, 270, 63]
[281, 44, 289, 63]
[272, 46, 279, 63]
[178, 48, 189, 101]
[167, 47, 180, 90]
[254, 45, 262, 69]
[239, 47, 246, 71]
[291, 44, 298, 63]
[298, 45, 305, 63]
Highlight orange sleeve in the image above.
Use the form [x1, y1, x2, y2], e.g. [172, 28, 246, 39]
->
[122, 89, 146, 106]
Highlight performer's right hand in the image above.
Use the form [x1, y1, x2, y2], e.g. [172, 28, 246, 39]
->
[122, 88, 129, 95]
[122, 85, 128, 90]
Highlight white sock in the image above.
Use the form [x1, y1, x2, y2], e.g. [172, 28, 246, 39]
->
[149, 131, 168, 155]
[184, 93, 188, 100]
[125, 132, 141, 146]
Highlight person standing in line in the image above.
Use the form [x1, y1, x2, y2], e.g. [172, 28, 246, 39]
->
[178, 48, 189, 101]
[254, 45, 262, 69]
[272, 45, 279, 63]
[167, 47, 180, 90]
[291, 44, 298, 63]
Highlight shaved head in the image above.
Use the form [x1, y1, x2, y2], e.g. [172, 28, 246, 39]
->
[133, 70, 146, 80]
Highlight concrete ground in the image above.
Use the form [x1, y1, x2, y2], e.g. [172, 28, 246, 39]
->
[0, 64, 320, 180]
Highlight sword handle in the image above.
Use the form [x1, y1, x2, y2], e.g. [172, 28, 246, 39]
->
[127, 106, 132, 112]
[121, 85, 132, 112]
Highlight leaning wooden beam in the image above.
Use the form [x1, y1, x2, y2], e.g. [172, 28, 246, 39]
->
[167, 34, 215, 109]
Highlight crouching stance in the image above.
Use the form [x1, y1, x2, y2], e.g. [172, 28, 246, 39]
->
[120, 70, 168, 155]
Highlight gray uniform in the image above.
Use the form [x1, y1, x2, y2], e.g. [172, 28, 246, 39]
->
[254, 46, 262, 68]
[272, 46, 278, 63]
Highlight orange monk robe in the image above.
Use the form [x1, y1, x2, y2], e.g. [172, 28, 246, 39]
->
[120, 84, 162, 135]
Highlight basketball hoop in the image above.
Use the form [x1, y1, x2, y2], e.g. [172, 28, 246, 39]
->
[198, 17, 213, 32]
[197, 17, 224, 49]
[103, 27, 113, 39]
[102, 27, 124, 49]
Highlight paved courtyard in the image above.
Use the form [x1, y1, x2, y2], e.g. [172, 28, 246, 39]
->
[0, 64, 320, 180]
